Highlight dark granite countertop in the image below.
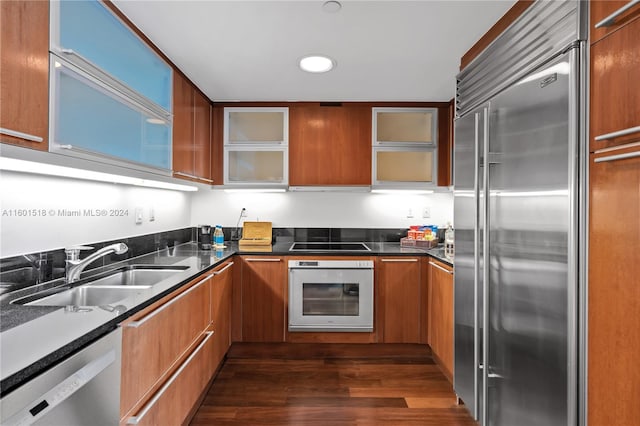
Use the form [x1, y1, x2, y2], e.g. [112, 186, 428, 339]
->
[0, 241, 451, 395]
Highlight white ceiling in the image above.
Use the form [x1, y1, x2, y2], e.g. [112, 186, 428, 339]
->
[111, 0, 516, 102]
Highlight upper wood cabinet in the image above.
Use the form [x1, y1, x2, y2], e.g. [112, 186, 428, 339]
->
[590, 0, 640, 44]
[239, 256, 286, 342]
[173, 73, 212, 183]
[289, 104, 371, 186]
[377, 257, 422, 343]
[589, 10, 640, 152]
[0, 0, 49, 150]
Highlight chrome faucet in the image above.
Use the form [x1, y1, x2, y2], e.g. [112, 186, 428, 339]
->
[65, 243, 129, 283]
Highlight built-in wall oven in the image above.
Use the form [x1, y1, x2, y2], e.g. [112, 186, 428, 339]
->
[288, 260, 374, 332]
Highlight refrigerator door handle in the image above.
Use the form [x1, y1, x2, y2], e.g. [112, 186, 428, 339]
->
[481, 107, 490, 426]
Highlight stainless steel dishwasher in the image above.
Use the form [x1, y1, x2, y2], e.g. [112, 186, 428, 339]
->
[0, 327, 122, 425]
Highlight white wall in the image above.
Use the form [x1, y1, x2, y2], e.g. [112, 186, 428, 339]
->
[190, 190, 453, 230]
[0, 171, 192, 257]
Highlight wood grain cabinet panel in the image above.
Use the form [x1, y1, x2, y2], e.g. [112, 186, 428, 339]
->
[173, 73, 213, 183]
[378, 257, 422, 343]
[590, 0, 640, 45]
[240, 257, 286, 342]
[289, 104, 371, 186]
[588, 146, 640, 426]
[427, 259, 454, 381]
[172, 72, 195, 176]
[120, 274, 211, 420]
[211, 261, 233, 371]
[0, 0, 49, 150]
[590, 16, 640, 151]
[123, 332, 216, 426]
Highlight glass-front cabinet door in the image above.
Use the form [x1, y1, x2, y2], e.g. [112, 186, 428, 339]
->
[372, 108, 438, 189]
[223, 107, 288, 186]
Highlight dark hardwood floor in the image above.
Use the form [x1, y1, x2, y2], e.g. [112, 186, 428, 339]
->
[190, 343, 477, 425]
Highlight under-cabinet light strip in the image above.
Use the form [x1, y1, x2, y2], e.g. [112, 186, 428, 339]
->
[0, 157, 198, 192]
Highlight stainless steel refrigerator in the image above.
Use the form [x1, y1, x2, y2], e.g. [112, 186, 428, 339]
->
[453, 2, 587, 425]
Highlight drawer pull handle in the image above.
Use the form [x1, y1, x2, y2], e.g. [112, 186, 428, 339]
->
[380, 258, 418, 262]
[594, 125, 640, 141]
[125, 274, 212, 328]
[594, 150, 640, 163]
[213, 262, 234, 275]
[245, 258, 281, 262]
[594, 0, 640, 28]
[174, 171, 214, 183]
[0, 127, 44, 143]
[126, 331, 214, 424]
[429, 261, 453, 274]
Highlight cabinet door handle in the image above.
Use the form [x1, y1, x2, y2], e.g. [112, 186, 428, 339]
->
[594, 0, 640, 28]
[380, 258, 418, 262]
[213, 262, 234, 275]
[245, 258, 281, 262]
[429, 261, 453, 274]
[594, 150, 640, 163]
[0, 127, 44, 143]
[126, 331, 214, 424]
[174, 171, 214, 183]
[594, 125, 640, 141]
[125, 274, 212, 328]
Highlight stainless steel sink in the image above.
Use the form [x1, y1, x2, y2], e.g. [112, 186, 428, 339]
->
[23, 285, 149, 307]
[84, 265, 189, 287]
[10, 264, 190, 306]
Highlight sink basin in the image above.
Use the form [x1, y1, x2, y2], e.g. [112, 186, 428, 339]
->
[10, 264, 190, 306]
[83, 265, 189, 287]
[21, 285, 149, 307]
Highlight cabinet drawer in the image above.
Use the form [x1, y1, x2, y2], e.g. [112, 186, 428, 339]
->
[590, 0, 640, 44]
[590, 17, 640, 151]
[124, 331, 215, 426]
[120, 274, 211, 417]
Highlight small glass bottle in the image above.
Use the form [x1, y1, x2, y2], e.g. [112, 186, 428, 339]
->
[214, 225, 224, 248]
[444, 223, 454, 260]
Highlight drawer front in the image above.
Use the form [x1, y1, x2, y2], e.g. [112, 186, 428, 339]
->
[120, 274, 211, 417]
[124, 332, 215, 426]
[590, 0, 640, 44]
[590, 17, 640, 151]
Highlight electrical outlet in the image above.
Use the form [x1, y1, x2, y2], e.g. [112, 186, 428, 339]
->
[423, 207, 431, 218]
[149, 207, 155, 222]
[241, 208, 248, 217]
[406, 208, 414, 218]
[135, 208, 143, 224]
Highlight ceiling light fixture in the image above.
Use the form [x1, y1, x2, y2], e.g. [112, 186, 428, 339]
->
[0, 157, 198, 192]
[322, 1, 342, 13]
[299, 55, 335, 73]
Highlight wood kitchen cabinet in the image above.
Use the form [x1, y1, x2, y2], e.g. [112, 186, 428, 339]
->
[590, 14, 640, 152]
[119, 273, 212, 423]
[210, 260, 234, 371]
[377, 257, 422, 343]
[173, 72, 213, 183]
[240, 256, 286, 342]
[0, 0, 49, 150]
[289, 103, 371, 186]
[588, 2, 640, 423]
[427, 258, 454, 381]
[590, 0, 640, 44]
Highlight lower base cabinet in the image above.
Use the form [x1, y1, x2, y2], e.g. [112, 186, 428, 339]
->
[124, 332, 216, 425]
[119, 273, 212, 423]
[211, 261, 234, 371]
[427, 258, 454, 380]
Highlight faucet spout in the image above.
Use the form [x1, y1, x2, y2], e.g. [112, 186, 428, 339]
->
[65, 243, 129, 283]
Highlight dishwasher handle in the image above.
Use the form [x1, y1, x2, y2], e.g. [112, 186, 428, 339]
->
[3, 349, 116, 426]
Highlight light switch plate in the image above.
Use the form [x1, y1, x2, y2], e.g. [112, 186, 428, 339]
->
[423, 207, 431, 218]
[135, 208, 143, 224]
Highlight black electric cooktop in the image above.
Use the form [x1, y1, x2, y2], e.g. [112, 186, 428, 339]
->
[289, 242, 371, 252]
